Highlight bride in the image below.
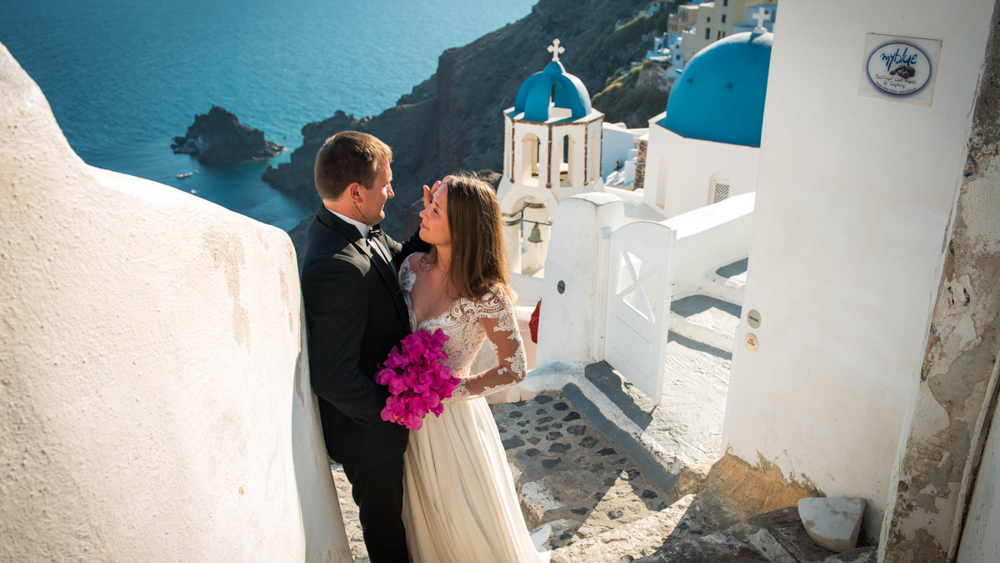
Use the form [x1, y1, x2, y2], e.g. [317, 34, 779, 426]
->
[399, 174, 549, 562]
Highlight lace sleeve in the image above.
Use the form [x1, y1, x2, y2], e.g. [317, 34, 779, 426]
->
[448, 287, 527, 401]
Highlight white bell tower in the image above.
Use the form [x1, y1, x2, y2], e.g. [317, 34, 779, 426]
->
[497, 39, 604, 294]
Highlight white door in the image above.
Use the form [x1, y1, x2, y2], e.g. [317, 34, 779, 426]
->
[603, 221, 675, 404]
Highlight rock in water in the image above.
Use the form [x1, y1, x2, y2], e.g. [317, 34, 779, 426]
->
[171, 106, 283, 166]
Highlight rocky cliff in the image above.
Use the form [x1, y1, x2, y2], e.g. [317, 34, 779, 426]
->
[172, 106, 283, 166]
[266, 0, 655, 239]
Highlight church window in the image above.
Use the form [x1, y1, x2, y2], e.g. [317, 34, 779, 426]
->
[707, 16, 711, 23]
[723, 0, 728, 5]
[709, 173, 731, 204]
[705, 28, 711, 40]
[722, 14, 726, 23]
[717, 30, 722, 39]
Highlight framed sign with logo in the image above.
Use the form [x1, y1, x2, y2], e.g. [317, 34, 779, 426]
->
[859, 33, 942, 107]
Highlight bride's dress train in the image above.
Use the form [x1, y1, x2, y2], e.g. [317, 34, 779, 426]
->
[399, 256, 549, 563]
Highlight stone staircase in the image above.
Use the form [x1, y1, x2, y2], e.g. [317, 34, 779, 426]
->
[536, 260, 877, 561]
[668, 258, 747, 354]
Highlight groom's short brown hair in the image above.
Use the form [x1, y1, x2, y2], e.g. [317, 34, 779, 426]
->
[314, 131, 392, 201]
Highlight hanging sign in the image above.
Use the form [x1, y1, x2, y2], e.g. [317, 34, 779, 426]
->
[859, 34, 941, 107]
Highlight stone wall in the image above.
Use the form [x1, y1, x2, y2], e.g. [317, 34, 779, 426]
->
[634, 137, 648, 191]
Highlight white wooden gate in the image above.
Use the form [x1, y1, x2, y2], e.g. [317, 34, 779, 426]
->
[603, 221, 675, 404]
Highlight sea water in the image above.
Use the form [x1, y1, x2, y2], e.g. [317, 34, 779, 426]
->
[0, 0, 535, 230]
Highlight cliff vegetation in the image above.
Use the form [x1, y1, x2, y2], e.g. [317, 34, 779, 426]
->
[592, 60, 670, 127]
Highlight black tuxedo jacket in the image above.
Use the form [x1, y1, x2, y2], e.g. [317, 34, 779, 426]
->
[300, 209, 429, 467]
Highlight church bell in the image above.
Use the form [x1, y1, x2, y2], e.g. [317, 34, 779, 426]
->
[528, 222, 543, 244]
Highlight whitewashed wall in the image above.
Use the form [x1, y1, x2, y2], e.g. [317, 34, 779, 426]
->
[0, 43, 350, 562]
[537, 193, 625, 366]
[642, 119, 760, 218]
[602, 122, 647, 182]
[723, 0, 995, 539]
[666, 192, 755, 299]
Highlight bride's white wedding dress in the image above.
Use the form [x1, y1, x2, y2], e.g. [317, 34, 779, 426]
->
[399, 255, 549, 563]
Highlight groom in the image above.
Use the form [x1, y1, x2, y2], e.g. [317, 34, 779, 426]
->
[300, 131, 430, 562]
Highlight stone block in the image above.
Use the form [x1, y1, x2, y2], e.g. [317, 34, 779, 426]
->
[798, 497, 865, 553]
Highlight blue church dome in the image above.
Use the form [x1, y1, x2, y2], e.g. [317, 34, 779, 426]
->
[662, 30, 772, 147]
[513, 60, 593, 122]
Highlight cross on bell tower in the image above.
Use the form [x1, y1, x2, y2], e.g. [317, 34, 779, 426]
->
[547, 38, 565, 62]
[751, 7, 769, 30]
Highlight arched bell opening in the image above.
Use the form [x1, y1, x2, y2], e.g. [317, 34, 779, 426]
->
[520, 133, 541, 186]
[559, 133, 576, 188]
[503, 196, 552, 277]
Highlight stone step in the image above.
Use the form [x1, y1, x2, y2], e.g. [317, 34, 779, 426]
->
[669, 294, 742, 353]
[696, 258, 749, 306]
[629, 505, 878, 563]
[492, 391, 680, 552]
[716, 258, 749, 285]
[700, 273, 746, 305]
[549, 494, 695, 562]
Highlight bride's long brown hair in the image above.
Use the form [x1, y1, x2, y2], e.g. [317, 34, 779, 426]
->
[429, 173, 511, 302]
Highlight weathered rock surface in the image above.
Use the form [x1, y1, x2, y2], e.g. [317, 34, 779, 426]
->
[172, 105, 283, 166]
[263, 0, 656, 239]
[637, 60, 672, 93]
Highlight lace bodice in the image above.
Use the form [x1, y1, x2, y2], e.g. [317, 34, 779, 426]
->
[400, 255, 526, 401]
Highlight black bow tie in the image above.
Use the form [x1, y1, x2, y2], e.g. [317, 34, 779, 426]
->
[366, 224, 382, 241]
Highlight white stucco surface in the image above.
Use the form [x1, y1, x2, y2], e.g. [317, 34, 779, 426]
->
[604, 186, 667, 222]
[0, 43, 350, 561]
[642, 118, 760, 218]
[537, 193, 625, 366]
[723, 0, 994, 539]
[665, 192, 754, 299]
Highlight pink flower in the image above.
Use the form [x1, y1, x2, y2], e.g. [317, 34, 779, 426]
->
[375, 328, 458, 430]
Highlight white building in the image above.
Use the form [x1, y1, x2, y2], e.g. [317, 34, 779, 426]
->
[643, 28, 772, 217]
[681, 0, 778, 63]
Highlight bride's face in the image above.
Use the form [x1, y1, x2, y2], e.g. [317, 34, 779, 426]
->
[418, 184, 450, 246]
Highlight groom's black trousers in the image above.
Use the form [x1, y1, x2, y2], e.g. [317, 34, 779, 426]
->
[342, 456, 409, 563]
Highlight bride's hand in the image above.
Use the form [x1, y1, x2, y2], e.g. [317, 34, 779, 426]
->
[422, 176, 451, 208]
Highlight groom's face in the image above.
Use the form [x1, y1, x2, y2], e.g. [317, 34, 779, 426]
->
[358, 157, 393, 224]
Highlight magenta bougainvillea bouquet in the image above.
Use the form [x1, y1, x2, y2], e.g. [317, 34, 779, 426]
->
[375, 328, 460, 430]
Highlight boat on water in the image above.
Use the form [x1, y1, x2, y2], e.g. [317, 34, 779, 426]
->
[176, 172, 192, 179]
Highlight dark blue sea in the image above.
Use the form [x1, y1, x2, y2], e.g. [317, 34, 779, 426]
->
[0, 0, 535, 230]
